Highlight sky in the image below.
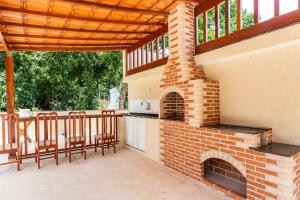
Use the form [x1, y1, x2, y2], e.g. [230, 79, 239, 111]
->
[242, 0, 298, 21]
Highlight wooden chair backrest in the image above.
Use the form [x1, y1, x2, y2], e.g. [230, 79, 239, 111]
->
[36, 112, 58, 147]
[0, 113, 19, 153]
[101, 110, 116, 139]
[68, 111, 86, 142]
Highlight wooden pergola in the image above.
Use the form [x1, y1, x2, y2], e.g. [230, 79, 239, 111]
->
[0, 0, 196, 113]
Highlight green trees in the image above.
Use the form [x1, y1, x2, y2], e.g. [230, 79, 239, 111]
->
[0, 51, 123, 111]
[197, 0, 254, 44]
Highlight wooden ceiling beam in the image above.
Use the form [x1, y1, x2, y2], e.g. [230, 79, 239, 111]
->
[9, 42, 133, 47]
[3, 33, 141, 41]
[0, 22, 152, 35]
[0, 6, 166, 26]
[59, 0, 169, 16]
[11, 46, 126, 52]
[0, 31, 10, 53]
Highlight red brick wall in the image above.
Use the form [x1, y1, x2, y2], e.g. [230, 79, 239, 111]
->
[161, 120, 297, 199]
[202, 79, 220, 126]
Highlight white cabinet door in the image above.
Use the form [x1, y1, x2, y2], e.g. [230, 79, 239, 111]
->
[138, 118, 146, 151]
[125, 116, 146, 151]
[124, 116, 133, 146]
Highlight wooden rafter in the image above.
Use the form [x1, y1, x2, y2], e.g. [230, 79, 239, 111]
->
[0, 22, 152, 35]
[11, 46, 127, 51]
[3, 33, 141, 41]
[59, 0, 169, 16]
[0, 31, 9, 52]
[118, 0, 176, 47]
[0, 6, 166, 27]
[9, 42, 133, 47]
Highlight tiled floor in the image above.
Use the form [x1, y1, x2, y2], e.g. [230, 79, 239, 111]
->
[0, 146, 230, 200]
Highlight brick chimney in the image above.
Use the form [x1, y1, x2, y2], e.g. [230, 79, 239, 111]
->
[160, 1, 220, 127]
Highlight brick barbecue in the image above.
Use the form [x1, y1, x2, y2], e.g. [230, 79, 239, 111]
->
[159, 2, 300, 200]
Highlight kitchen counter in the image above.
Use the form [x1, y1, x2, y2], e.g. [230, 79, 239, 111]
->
[250, 142, 300, 157]
[124, 112, 158, 119]
[203, 124, 271, 135]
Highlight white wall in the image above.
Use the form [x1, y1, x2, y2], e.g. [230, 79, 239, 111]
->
[125, 23, 300, 145]
[195, 23, 300, 145]
[124, 65, 165, 111]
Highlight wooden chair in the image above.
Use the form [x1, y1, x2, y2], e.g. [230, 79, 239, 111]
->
[65, 111, 87, 162]
[0, 113, 21, 171]
[94, 110, 117, 156]
[35, 112, 58, 169]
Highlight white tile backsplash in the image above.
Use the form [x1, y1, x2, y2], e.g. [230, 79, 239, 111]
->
[130, 99, 159, 114]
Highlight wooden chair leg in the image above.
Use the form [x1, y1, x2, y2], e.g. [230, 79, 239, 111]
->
[17, 152, 20, 171]
[20, 146, 23, 164]
[65, 141, 68, 158]
[69, 146, 72, 163]
[37, 151, 41, 169]
[113, 139, 116, 153]
[102, 140, 104, 156]
[81, 144, 83, 155]
[94, 138, 97, 152]
[55, 147, 58, 165]
[35, 147, 38, 163]
[84, 144, 87, 160]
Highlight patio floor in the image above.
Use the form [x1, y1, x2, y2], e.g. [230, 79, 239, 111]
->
[0, 146, 230, 200]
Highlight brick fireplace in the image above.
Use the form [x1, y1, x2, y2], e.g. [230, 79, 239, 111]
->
[159, 2, 300, 200]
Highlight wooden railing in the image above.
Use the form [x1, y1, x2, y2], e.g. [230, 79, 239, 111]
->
[17, 113, 123, 158]
[195, 0, 300, 54]
[125, 26, 169, 76]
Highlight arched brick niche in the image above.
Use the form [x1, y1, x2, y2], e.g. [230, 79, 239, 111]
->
[160, 92, 184, 121]
[201, 151, 247, 198]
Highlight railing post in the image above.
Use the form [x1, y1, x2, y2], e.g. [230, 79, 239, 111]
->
[274, 0, 280, 17]
[225, 0, 230, 35]
[237, 0, 241, 31]
[145, 44, 148, 64]
[137, 48, 140, 67]
[150, 42, 153, 62]
[215, 5, 219, 39]
[203, 12, 207, 42]
[162, 35, 165, 57]
[156, 38, 159, 60]
[254, 0, 259, 23]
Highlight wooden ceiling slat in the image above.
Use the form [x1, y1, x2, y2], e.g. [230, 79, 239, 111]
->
[0, 6, 166, 26]
[9, 42, 132, 47]
[11, 46, 127, 51]
[59, 0, 169, 16]
[3, 33, 141, 41]
[0, 0, 178, 52]
[0, 22, 152, 34]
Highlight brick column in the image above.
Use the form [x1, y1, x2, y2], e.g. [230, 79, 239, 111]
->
[160, 1, 205, 88]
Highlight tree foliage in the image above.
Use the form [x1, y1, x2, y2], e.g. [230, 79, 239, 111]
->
[0, 51, 123, 111]
[197, 0, 254, 43]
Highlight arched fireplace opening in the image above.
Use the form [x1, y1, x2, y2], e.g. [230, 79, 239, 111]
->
[160, 92, 184, 121]
[204, 158, 247, 198]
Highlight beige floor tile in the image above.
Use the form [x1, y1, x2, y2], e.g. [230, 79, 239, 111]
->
[0, 146, 230, 200]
